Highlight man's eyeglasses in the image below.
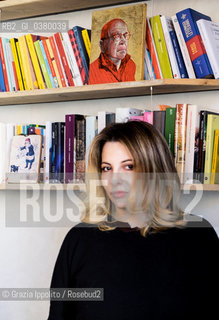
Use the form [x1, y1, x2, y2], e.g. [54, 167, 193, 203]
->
[103, 32, 131, 42]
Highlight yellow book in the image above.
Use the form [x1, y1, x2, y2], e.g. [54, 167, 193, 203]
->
[204, 114, 219, 184]
[16, 125, 22, 135]
[16, 41, 27, 90]
[18, 35, 38, 90]
[211, 130, 219, 184]
[10, 38, 24, 91]
[82, 29, 91, 59]
[26, 34, 45, 89]
[150, 15, 173, 79]
[46, 39, 62, 88]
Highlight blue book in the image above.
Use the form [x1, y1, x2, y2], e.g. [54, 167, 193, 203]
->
[0, 56, 6, 92]
[169, 30, 188, 78]
[176, 8, 213, 78]
[39, 40, 56, 88]
[72, 26, 89, 81]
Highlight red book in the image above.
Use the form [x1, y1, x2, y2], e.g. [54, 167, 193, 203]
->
[49, 36, 67, 87]
[12, 60, 19, 91]
[54, 32, 74, 87]
[0, 37, 10, 91]
[68, 30, 87, 85]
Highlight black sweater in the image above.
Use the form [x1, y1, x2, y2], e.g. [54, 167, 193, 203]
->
[47, 217, 219, 320]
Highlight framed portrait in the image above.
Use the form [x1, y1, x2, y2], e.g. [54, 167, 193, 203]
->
[7, 135, 42, 184]
[89, 3, 147, 84]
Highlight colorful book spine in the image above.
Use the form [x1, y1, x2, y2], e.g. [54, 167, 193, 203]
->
[2, 38, 13, 91]
[72, 26, 90, 82]
[82, 29, 91, 59]
[0, 37, 9, 91]
[68, 29, 87, 85]
[39, 40, 56, 88]
[144, 43, 156, 80]
[176, 8, 213, 79]
[211, 130, 219, 184]
[55, 122, 65, 183]
[197, 19, 219, 79]
[46, 39, 62, 88]
[160, 15, 181, 79]
[65, 114, 75, 183]
[16, 41, 27, 90]
[10, 38, 24, 91]
[0, 54, 6, 92]
[54, 32, 74, 87]
[6, 40, 18, 91]
[143, 111, 153, 124]
[26, 34, 46, 89]
[42, 39, 59, 88]
[164, 107, 176, 156]
[174, 104, 188, 183]
[34, 40, 52, 89]
[150, 15, 173, 79]
[49, 36, 66, 87]
[171, 15, 196, 79]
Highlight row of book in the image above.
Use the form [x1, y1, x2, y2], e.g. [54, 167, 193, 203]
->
[0, 26, 91, 92]
[0, 105, 219, 185]
[146, 8, 219, 80]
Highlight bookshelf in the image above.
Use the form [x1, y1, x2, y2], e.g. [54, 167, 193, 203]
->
[0, 79, 219, 105]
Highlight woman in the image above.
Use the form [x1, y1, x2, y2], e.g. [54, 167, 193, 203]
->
[47, 121, 219, 320]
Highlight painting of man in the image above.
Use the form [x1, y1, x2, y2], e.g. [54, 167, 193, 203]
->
[89, 4, 147, 85]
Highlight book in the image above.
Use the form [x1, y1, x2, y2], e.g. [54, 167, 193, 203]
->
[98, 111, 115, 133]
[26, 34, 46, 89]
[160, 15, 181, 79]
[54, 122, 65, 183]
[39, 40, 56, 88]
[164, 107, 176, 156]
[34, 40, 52, 89]
[49, 36, 67, 87]
[153, 110, 165, 136]
[5, 40, 18, 91]
[65, 114, 75, 183]
[176, 8, 213, 79]
[0, 123, 6, 183]
[54, 32, 74, 87]
[89, 3, 147, 84]
[0, 37, 9, 91]
[10, 38, 24, 91]
[2, 38, 14, 91]
[82, 29, 91, 59]
[68, 29, 88, 85]
[144, 43, 156, 80]
[204, 114, 219, 184]
[184, 104, 203, 184]
[42, 39, 59, 88]
[171, 15, 196, 79]
[75, 115, 86, 183]
[85, 115, 98, 168]
[0, 55, 6, 92]
[146, 18, 162, 79]
[16, 41, 27, 90]
[115, 108, 142, 123]
[46, 38, 62, 88]
[45, 121, 52, 184]
[197, 19, 219, 79]
[7, 135, 42, 183]
[150, 15, 173, 79]
[174, 104, 188, 183]
[211, 130, 219, 184]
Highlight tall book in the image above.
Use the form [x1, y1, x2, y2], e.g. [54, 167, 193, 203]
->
[85, 115, 98, 168]
[164, 107, 176, 156]
[146, 18, 162, 79]
[98, 111, 115, 133]
[171, 15, 196, 79]
[65, 114, 75, 183]
[75, 115, 86, 183]
[174, 104, 188, 183]
[82, 29, 91, 59]
[211, 130, 219, 184]
[204, 114, 219, 184]
[10, 38, 24, 91]
[153, 110, 165, 135]
[49, 36, 67, 87]
[45, 121, 52, 184]
[197, 19, 219, 79]
[0, 55, 6, 92]
[0, 37, 9, 91]
[55, 122, 65, 183]
[2, 38, 14, 91]
[34, 40, 52, 89]
[42, 39, 59, 88]
[176, 8, 213, 79]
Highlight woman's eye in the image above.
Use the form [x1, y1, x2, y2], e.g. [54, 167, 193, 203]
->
[126, 164, 134, 170]
[101, 166, 111, 172]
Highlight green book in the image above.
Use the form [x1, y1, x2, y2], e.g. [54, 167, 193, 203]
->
[204, 114, 219, 184]
[164, 107, 176, 156]
[34, 40, 52, 88]
[150, 15, 173, 79]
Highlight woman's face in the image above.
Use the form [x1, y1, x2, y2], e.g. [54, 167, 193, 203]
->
[100, 141, 135, 221]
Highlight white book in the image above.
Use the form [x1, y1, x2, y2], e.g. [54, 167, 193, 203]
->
[160, 15, 181, 79]
[6, 42, 17, 91]
[184, 105, 203, 184]
[145, 42, 155, 80]
[45, 121, 52, 184]
[54, 36, 68, 86]
[62, 32, 83, 86]
[6, 123, 15, 180]
[85, 115, 98, 167]
[197, 19, 219, 79]
[171, 15, 196, 79]
[0, 123, 6, 184]
[115, 108, 142, 123]
[98, 111, 115, 133]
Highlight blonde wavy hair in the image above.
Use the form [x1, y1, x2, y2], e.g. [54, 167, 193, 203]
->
[80, 120, 187, 237]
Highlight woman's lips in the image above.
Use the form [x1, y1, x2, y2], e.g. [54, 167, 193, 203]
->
[111, 191, 128, 198]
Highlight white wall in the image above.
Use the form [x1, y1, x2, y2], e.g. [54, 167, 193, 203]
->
[0, 0, 219, 319]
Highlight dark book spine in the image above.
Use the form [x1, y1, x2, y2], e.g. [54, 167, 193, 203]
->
[55, 122, 65, 183]
[153, 110, 165, 136]
[72, 26, 89, 81]
[106, 113, 115, 126]
[65, 114, 75, 183]
[75, 115, 86, 182]
[50, 122, 56, 183]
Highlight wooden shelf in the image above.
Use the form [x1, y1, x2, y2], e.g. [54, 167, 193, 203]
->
[1, 183, 219, 191]
[0, 79, 219, 106]
[0, 0, 138, 21]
